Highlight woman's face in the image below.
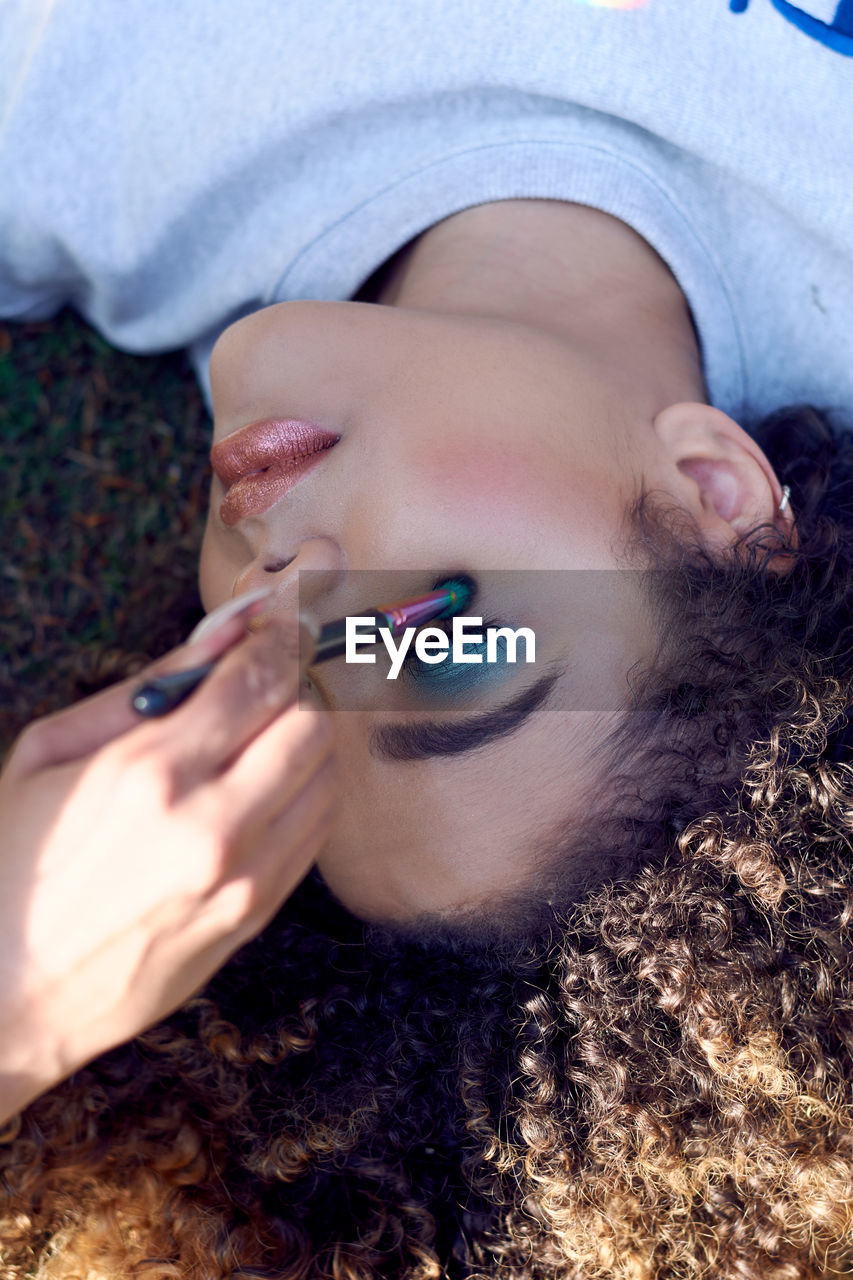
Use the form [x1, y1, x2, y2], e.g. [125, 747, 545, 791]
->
[200, 299, 660, 923]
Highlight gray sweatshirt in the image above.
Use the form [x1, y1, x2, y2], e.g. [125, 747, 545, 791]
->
[1, 0, 851, 423]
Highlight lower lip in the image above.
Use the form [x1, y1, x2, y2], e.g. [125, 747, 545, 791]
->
[213, 419, 340, 526]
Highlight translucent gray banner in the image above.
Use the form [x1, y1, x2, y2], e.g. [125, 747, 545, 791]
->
[297, 568, 663, 715]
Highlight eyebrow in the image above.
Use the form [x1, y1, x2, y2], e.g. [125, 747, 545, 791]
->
[368, 668, 563, 762]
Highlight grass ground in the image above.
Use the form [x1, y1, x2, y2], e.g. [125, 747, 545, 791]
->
[0, 308, 212, 759]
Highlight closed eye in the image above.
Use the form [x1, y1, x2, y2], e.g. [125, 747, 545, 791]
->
[369, 666, 563, 761]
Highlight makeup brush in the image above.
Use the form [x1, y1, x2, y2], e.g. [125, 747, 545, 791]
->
[312, 574, 476, 663]
[130, 575, 477, 717]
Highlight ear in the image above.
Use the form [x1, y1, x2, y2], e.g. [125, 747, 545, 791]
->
[652, 402, 796, 559]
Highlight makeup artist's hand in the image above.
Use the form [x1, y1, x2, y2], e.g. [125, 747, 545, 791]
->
[0, 600, 335, 1127]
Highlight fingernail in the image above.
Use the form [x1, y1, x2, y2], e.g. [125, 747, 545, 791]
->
[187, 586, 274, 645]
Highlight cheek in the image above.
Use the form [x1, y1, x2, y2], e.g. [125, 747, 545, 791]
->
[417, 441, 552, 514]
[409, 442, 621, 562]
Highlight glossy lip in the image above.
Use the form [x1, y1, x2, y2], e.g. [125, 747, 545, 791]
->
[211, 418, 341, 526]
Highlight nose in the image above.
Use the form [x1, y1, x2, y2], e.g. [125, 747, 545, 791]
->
[232, 535, 348, 616]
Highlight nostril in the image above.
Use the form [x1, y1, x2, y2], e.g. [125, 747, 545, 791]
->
[263, 557, 295, 573]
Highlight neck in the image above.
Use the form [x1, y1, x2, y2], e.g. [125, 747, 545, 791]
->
[361, 198, 708, 417]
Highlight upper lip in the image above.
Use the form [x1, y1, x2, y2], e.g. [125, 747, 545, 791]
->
[211, 418, 340, 525]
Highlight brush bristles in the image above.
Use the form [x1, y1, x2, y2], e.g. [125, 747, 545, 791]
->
[434, 573, 477, 619]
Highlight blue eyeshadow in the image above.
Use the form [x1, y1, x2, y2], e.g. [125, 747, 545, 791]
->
[401, 627, 513, 699]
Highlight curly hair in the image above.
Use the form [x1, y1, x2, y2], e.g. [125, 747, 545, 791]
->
[2, 406, 853, 1280]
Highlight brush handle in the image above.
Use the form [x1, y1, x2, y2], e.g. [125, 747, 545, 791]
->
[131, 612, 389, 714]
[131, 661, 217, 716]
[314, 611, 387, 663]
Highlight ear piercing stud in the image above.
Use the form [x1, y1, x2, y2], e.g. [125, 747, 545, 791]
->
[778, 485, 791, 514]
